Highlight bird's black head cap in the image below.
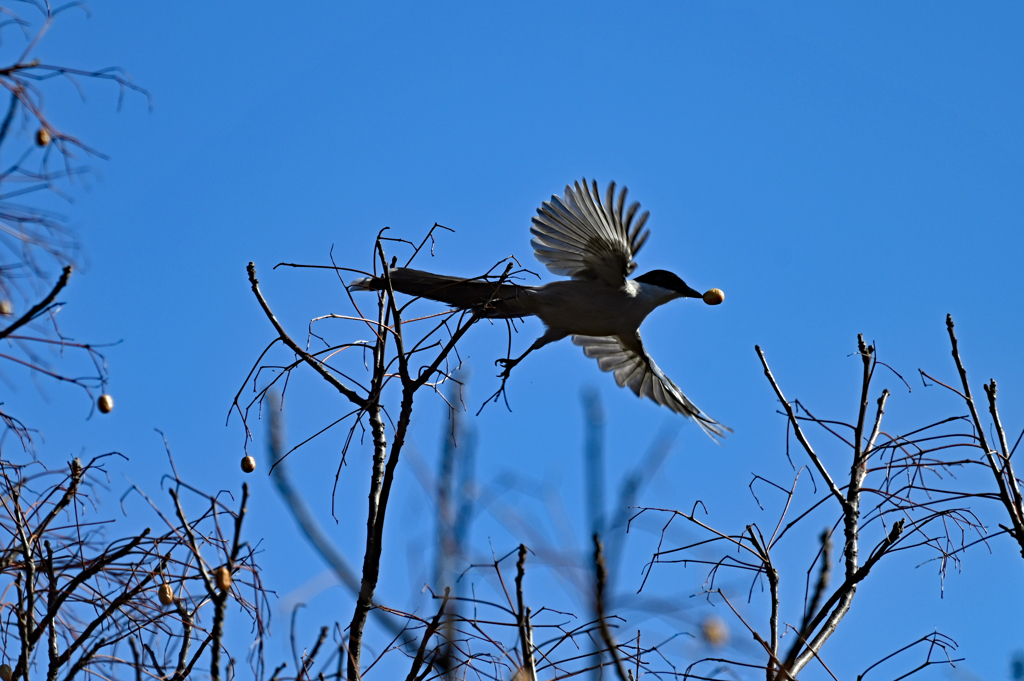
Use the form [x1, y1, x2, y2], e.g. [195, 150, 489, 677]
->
[634, 269, 702, 298]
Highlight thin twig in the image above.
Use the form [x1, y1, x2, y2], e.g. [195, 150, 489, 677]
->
[756, 345, 847, 510]
[0, 264, 71, 341]
[405, 587, 451, 681]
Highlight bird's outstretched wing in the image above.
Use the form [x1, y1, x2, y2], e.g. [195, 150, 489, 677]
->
[572, 334, 729, 441]
[531, 179, 651, 287]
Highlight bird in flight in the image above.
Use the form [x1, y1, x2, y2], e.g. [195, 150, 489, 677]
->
[350, 179, 727, 439]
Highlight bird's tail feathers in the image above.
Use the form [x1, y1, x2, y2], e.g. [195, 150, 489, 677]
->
[348, 267, 536, 319]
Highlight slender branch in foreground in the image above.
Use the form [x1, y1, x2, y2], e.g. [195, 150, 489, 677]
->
[945, 314, 1024, 557]
[0, 265, 71, 341]
[744, 526, 780, 681]
[985, 380, 1024, 537]
[515, 544, 537, 681]
[347, 244, 499, 679]
[593, 535, 629, 681]
[247, 262, 367, 408]
[788, 519, 905, 674]
[756, 345, 847, 509]
[264, 392, 413, 644]
[347, 287, 391, 681]
[404, 586, 451, 681]
[795, 530, 832, 649]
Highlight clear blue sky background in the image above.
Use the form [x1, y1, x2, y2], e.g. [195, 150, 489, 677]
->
[7, 2, 1023, 679]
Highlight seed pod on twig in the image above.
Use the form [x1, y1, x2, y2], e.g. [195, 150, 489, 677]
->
[0, 299, 11, 316]
[36, 127, 50, 146]
[241, 455, 256, 473]
[158, 582, 174, 605]
[0, 663, 12, 681]
[214, 566, 231, 591]
[97, 394, 114, 413]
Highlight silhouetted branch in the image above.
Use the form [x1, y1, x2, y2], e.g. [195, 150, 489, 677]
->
[0, 262, 68, 341]
[593, 535, 628, 681]
[943, 314, 1024, 559]
[515, 544, 537, 681]
[756, 345, 846, 509]
[405, 586, 450, 681]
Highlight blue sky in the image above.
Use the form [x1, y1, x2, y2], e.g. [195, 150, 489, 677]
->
[7, 2, 1024, 678]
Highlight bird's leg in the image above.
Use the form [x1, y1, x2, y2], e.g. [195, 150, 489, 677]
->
[479, 329, 567, 415]
[495, 329, 566, 379]
[494, 348, 530, 379]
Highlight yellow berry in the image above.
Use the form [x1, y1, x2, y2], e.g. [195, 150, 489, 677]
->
[97, 394, 114, 414]
[240, 455, 256, 473]
[36, 128, 50, 146]
[702, 288, 725, 306]
[158, 582, 174, 605]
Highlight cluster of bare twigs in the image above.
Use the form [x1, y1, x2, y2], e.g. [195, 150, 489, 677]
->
[625, 320, 1024, 679]
[0, 447, 264, 681]
[0, 6, 278, 679]
[919, 315, 1024, 561]
[236, 227, 529, 680]
[0, 2, 149, 439]
[274, 540, 663, 681]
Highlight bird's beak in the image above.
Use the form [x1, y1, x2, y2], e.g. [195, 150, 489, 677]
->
[680, 284, 703, 299]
